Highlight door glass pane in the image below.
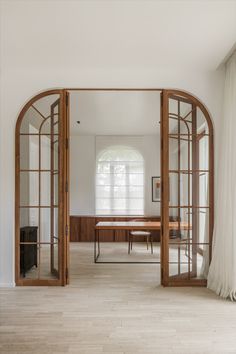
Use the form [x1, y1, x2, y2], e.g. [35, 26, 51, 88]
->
[53, 242, 59, 274]
[18, 94, 61, 281]
[20, 172, 39, 207]
[20, 95, 59, 134]
[19, 217, 39, 279]
[169, 242, 209, 279]
[54, 174, 59, 205]
[169, 172, 192, 207]
[20, 107, 43, 134]
[166, 94, 211, 284]
[41, 135, 51, 170]
[199, 135, 209, 170]
[40, 208, 51, 242]
[197, 107, 209, 134]
[20, 242, 39, 279]
[20, 208, 39, 229]
[39, 244, 58, 279]
[41, 172, 51, 206]
[40, 136, 58, 171]
[169, 136, 193, 171]
[53, 139, 59, 171]
[20, 135, 39, 170]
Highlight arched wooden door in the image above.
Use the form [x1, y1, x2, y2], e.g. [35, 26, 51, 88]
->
[161, 90, 214, 286]
[15, 87, 213, 286]
[15, 90, 69, 285]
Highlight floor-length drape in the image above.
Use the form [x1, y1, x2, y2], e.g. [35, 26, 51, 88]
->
[200, 186, 209, 279]
[208, 51, 236, 300]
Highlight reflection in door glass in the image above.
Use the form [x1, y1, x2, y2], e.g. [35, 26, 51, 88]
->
[18, 94, 60, 281]
[166, 94, 212, 284]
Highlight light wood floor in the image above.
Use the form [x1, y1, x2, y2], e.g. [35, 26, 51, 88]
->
[1, 243, 236, 354]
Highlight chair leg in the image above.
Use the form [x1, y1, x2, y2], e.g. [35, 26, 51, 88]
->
[131, 236, 133, 250]
[128, 234, 130, 254]
[146, 235, 149, 250]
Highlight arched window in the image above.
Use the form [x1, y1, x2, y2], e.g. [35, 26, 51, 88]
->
[96, 146, 144, 215]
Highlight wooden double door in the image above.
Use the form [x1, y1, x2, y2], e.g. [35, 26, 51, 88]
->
[15, 89, 213, 286]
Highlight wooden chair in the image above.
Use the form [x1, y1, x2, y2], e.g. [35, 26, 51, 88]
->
[128, 219, 153, 254]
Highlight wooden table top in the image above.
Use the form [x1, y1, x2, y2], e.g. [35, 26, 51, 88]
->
[95, 221, 191, 230]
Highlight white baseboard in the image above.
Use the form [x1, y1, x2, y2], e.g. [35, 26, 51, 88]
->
[0, 282, 15, 288]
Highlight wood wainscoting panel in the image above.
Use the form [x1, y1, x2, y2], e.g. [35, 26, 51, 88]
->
[70, 215, 162, 242]
[70, 216, 81, 242]
[80, 217, 96, 242]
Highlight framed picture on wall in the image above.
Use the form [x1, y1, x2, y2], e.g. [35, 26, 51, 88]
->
[152, 176, 161, 202]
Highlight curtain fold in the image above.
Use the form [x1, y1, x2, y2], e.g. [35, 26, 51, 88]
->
[207, 52, 236, 300]
[200, 189, 209, 279]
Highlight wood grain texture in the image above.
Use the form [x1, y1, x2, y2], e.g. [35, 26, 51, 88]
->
[95, 221, 191, 231]
[70, 216, 81, 242]
[0, 243, 233, 354]
[15, 90, 67, 287]
[70, 216, 162, 242]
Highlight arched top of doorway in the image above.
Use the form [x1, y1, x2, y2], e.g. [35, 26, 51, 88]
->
[16, 88, 214, 136]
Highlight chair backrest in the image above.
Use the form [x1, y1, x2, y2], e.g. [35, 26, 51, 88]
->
[130, 218, 151, 233]
[131, 218, 150, 223]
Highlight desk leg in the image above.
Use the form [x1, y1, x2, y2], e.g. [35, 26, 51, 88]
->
[98, 230, 100, 257]
[150, 235, 153, 254]
[94, 229, 100, 263]
[94, 229, 97, 263]
[128, 233, 130, 254]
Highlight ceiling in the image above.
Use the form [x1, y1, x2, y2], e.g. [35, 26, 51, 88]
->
[69, 91, 161, 135]
[3, 1, 236, 71]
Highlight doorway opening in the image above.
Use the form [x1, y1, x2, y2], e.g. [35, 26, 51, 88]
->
[15, 88, 214, 286]
[70, 90, 161, 267]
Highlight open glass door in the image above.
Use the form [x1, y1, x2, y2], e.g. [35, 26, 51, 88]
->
[15, 90, 69, 285]
[161, 90, 214, 286]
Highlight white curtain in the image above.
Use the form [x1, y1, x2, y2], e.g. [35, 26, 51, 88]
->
[200, 187, 209, 279]
[208, 52, 236, 300]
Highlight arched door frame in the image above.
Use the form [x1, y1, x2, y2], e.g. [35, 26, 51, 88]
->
[15, 89, 69, 285]
[161, 89, 214, 286]
[15, 88, 214, 286]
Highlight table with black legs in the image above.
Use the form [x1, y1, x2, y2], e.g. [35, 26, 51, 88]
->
[94, 221, 191, 264]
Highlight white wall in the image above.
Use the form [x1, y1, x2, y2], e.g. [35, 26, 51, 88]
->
[70, 135, 160, 216]
[70, 136, 96, 215]
[0, 2, 225, 286]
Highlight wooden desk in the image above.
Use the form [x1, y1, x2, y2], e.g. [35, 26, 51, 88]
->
[94, 221, 191, 263]
[70, 215, 165, 242]
[95, 221, 190, 231]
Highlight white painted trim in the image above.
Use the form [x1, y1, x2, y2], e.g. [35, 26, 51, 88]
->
[0, 282, 15, 288]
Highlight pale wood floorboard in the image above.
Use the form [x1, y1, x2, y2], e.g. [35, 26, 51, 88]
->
[1, 243, 236, 354]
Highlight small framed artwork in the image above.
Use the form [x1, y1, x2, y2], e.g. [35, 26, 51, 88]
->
[152, 176, 161, 202]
